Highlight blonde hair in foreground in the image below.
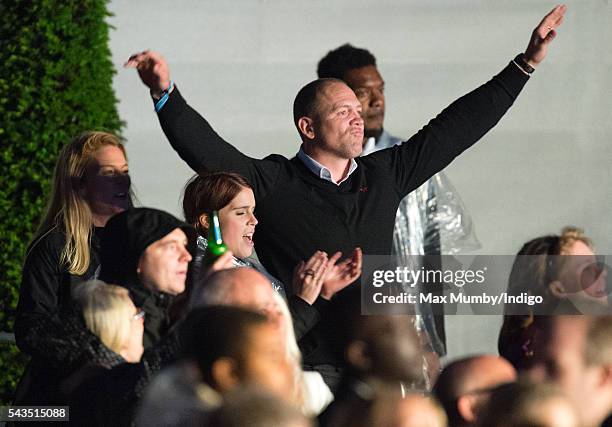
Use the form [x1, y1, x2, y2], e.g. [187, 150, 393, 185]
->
[35, 131, 126, 274]
[73, 280, 133, 355]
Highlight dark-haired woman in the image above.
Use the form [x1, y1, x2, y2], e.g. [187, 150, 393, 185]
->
[182, 171, 361, 340]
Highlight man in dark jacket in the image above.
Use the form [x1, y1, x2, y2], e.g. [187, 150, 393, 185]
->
[125, 5, 566, 387]
[99, 207, 197, 348]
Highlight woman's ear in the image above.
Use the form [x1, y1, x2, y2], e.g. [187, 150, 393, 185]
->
[297, 117, 316, 141]
[210, 357, 239, 393]
[198, 213, 209, 231]
[548, 280, 568, 298]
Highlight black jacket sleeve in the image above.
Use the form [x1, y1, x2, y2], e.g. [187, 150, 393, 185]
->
[288, 296, 330, 341]
[156, 87, 284, 200]
[15, 229, 65, 354]
[366, 61, 530, 197]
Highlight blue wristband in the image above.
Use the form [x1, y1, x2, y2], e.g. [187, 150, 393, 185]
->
[154, 81, 174, 112]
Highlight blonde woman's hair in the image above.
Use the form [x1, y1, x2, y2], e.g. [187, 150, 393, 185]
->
[558, 226, 593, 254]
[35, 131, 127, 275]
[72, 280, 133, 355]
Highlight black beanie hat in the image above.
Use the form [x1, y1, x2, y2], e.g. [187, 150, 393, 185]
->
[99, 207, 197, 286]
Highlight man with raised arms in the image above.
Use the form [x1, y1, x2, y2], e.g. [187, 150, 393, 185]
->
[126, 4, 565, 389]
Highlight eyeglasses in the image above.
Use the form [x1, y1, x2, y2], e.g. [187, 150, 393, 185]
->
[132, 309, 145, 321]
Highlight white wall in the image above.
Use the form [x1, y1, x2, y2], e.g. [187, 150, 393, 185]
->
[108, 0, 612, 360]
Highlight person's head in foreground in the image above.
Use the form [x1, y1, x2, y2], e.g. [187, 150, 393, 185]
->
[189, 267, 281, 328]
[476, 381, 579, 427]
[190, 268, 307, 401]
[432, 355, 517, 427]
[72, 280, 144, 363]
[179, 305, 294, 403]
[341, 313, 424, 385]
[526, 315, 612, 427]
[332, 388, 447, 427]
[206, 386, 312, 427]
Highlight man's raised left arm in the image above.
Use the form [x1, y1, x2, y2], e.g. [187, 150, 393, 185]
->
[383, 5, 566, 196]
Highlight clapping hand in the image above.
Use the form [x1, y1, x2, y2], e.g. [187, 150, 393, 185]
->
[321, 247, 362, 300]
[292, 251, 330, 305]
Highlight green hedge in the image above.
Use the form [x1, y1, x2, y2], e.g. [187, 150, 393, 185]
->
[0, 0, 122, 404]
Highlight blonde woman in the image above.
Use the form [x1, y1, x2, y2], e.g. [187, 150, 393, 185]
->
[15, 131, 131, 354]
[17, 278, 178, 420]
[67, 280, 176, 425]
[73, 280, 144, 363]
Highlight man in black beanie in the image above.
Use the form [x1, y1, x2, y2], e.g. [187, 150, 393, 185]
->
[100, 207, 196, 347]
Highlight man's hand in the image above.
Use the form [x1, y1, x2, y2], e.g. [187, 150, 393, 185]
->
[124, 50, 171, 96]
[524, 4, 567, 68]
[321, 247, 363, 300]
[292, 251, 330, 305]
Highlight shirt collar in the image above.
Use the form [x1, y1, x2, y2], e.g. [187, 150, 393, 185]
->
[361, 129, 397, 156]
[361, 136, 377, 156]
[297, 147, 358, 185]
[377, 129, 403, 150]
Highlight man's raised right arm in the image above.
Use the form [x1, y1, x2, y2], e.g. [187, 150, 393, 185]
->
[125, 50, 280, 195]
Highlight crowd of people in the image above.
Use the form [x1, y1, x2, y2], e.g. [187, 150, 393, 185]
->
[10, 4, 612, 426]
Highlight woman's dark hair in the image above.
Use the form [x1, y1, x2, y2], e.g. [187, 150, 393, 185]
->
[182, 171, 252, 236]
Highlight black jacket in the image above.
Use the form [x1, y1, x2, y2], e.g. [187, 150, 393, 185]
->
[13, 306, 125, 406]
[15, 226, 103, 355]
[99, 207, 197, 348]
[65, 328, 181, 427]
[14, 305, 180, 425]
